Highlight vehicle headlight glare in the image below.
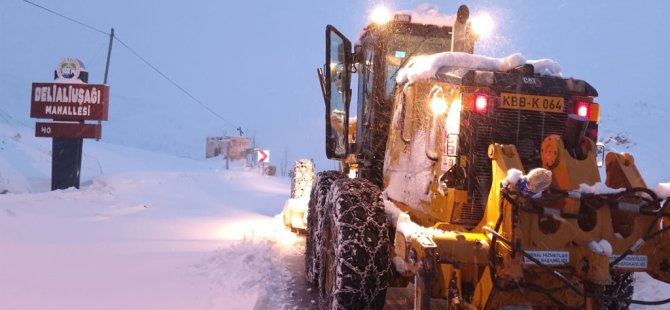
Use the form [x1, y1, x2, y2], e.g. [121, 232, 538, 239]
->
[470, 13, 494, 38]
[370, 5, 392, 25]
[431, 97, 448, 115]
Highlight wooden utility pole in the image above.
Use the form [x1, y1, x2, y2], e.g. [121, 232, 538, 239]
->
[103, 28, 114, 84]
[98, 28, 114, 141]
[226, 142, 230, 170]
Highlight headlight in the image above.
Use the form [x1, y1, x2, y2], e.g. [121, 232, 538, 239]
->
[430, 85, 447, 115]
[431, 97, 448, 115]
[370, 5, 392, 25]
[470, 13, 494, 38]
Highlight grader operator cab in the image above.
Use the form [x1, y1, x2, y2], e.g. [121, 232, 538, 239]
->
[304, 4, 670, 310]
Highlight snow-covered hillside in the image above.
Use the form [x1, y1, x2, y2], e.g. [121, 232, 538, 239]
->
[599, 98, 669, 185]
[0, 123, 301, 310]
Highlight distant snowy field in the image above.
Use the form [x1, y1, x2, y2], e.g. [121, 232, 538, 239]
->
[599, 97, 669, 186]
[0, 109, 668, 310]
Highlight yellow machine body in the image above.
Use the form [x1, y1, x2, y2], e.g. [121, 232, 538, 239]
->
[383, 80, 670, 309]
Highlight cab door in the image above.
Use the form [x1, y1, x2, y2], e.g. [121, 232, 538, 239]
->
[318, 25, 352, 159]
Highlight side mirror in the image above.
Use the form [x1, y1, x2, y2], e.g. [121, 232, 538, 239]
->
[596, 142, 605, 167]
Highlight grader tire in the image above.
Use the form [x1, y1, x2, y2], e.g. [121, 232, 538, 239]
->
[603, 272, 634, 310]
[305, 171, 345, 285]
[290, 159, 315, 199]
[318, 178, 391, 310]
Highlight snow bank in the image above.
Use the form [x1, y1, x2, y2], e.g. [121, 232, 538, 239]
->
[0, 164, 296, 309]
[0, 123, 51, 193]
[0, 121, 297, 310]
[396, 52, 562, 85]
[632, 273, 670, 309]
[195, 240, 294, 310]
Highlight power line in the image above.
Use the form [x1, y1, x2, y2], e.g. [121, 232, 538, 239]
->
[23, 0, 108, 35]
[21, 0, 239, 130]
[113, 37, 237, 128]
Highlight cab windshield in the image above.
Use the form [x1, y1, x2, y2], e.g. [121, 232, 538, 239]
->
[385, 33, 452, 97]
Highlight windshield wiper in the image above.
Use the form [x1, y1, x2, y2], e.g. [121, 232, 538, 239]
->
[389, 36, 429, 83]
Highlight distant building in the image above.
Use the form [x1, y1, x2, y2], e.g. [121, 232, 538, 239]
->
[206, 136, 251, 160]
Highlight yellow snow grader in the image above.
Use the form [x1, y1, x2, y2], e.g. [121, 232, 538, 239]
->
[304, 4, 670, 309]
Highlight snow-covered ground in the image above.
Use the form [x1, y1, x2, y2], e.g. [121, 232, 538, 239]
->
[0, 122, 302, 310]
[2, 120, 669, 309]
[1, 1, 668, 308]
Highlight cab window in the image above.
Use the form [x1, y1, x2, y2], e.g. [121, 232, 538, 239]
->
[356, 44, 375, 150]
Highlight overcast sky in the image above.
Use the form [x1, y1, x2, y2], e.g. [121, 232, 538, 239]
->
[1, 0, 668, 171]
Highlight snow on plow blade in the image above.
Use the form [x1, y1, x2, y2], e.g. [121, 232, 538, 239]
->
[282, 197, 309, 230]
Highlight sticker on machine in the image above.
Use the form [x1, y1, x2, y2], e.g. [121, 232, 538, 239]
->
[609, 255, 648, 269]
[441, 155, 456, 172]
[523, 251, 569, 265]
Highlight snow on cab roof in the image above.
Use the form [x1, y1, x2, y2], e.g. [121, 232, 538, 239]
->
[395, 4, 456, 27]
[359, 4, 457, 43]
[396, 52, 562, 85]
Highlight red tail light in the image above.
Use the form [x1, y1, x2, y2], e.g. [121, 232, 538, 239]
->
[474, 94, 488, 113]
[576, 101, 590, 118]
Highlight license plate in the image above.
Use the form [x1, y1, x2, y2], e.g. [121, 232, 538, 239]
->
[500, 93, 564, 113]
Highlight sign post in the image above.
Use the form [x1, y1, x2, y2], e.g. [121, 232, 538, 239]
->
[30, 58, 110, 190]
[257, 149, 270, 175]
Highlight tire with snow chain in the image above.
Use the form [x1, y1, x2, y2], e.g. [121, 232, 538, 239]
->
[318, 178, 391, 310]
[602, 272, 634, 309]
[305, 171, 346, 285]
[290, 159, 314, 199]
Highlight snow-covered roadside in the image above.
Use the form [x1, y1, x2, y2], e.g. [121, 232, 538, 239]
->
[0, 122, 298, 310]
[0, 114, 668, 310]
